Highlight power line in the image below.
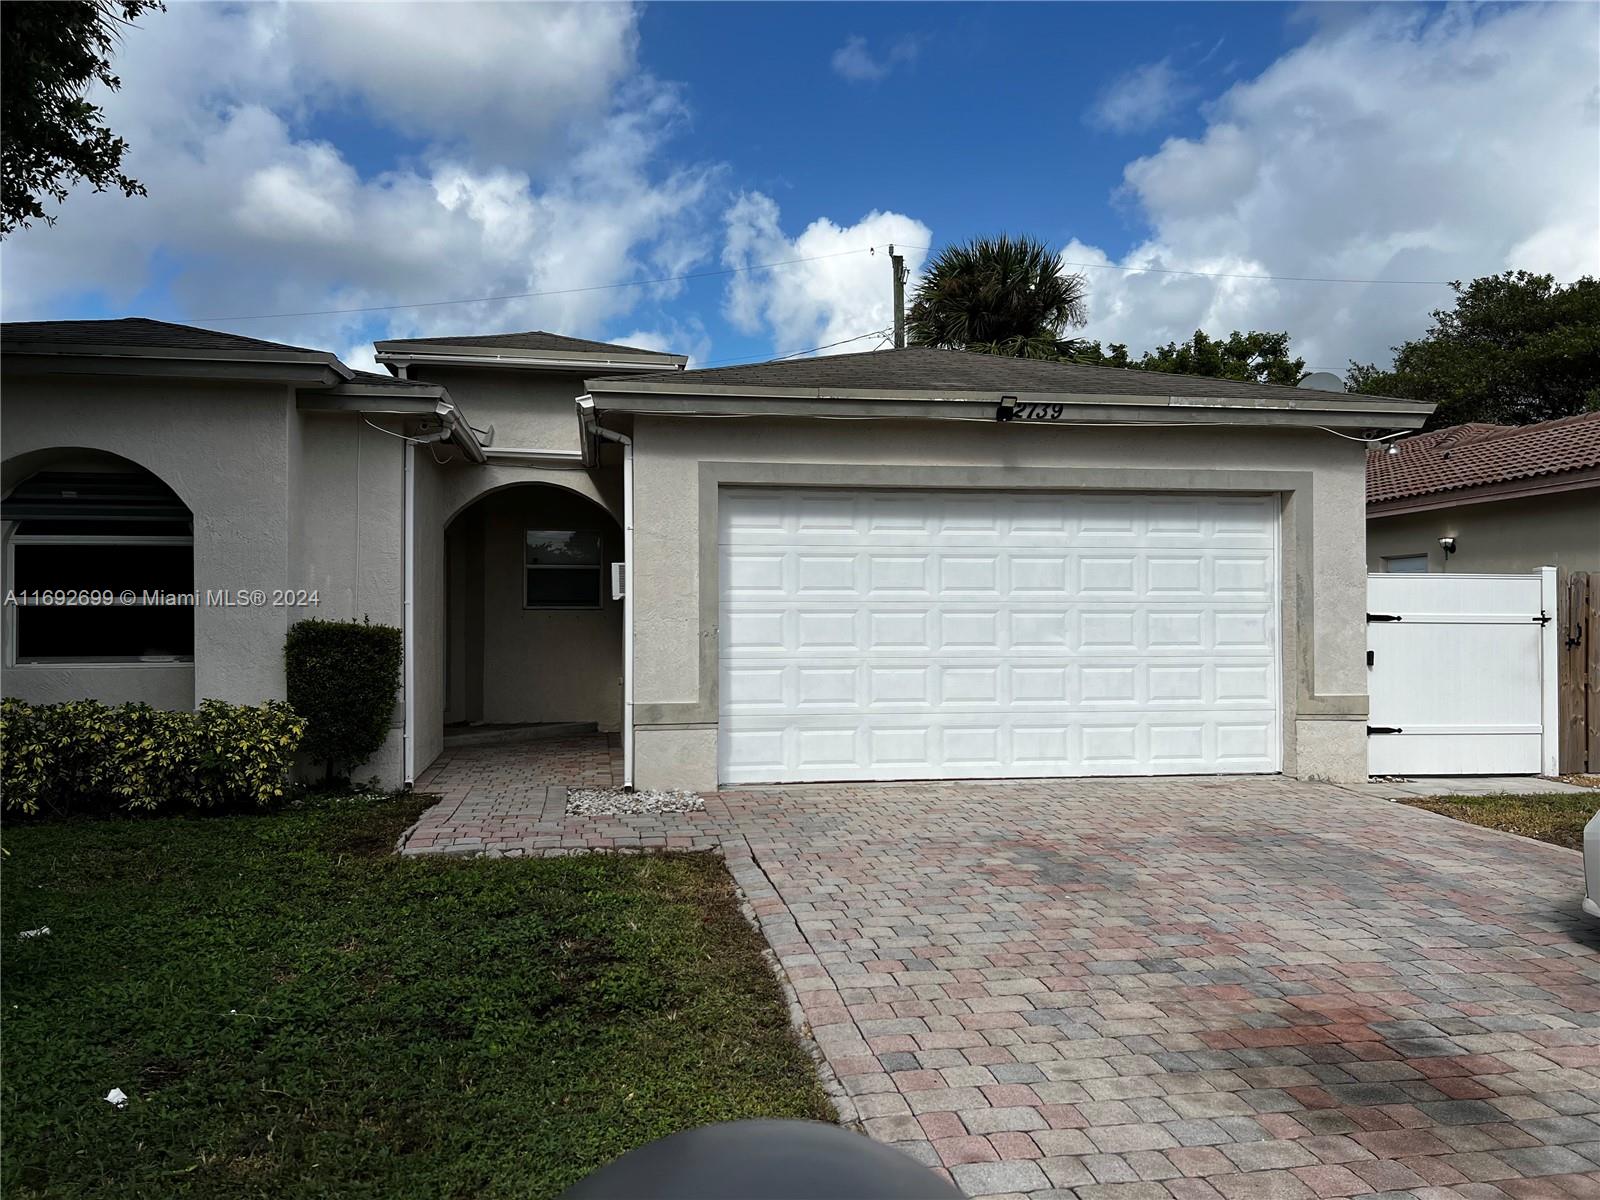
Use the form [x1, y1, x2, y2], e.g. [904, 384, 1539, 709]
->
[197, 246, 888, 323]
[897, 244, 1450, 287]
[694, 328, 893, 368]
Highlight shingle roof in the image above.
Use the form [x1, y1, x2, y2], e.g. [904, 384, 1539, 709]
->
[592, 346, 1398, 404]
[1, 317, 321, 355]
[1368, 410, 1600, 505]
[374, 329, 671, 357]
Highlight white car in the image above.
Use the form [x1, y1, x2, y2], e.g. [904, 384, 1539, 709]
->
[1586, 810, 1600, 919]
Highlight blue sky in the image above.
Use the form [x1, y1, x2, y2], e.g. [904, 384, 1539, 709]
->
[3, 2, 1596, 374]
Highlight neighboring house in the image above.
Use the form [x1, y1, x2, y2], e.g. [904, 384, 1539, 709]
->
[2, 319, 1434, 787]
[1367, 411, 1600, 576]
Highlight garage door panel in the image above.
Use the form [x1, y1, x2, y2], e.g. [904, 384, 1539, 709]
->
[718, 488, 1280, 783]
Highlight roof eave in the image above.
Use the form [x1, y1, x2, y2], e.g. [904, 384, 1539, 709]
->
[1368, 465, 1600, 515]
[374, 345, 686, 374]
[2, 343, 350, 386]
[584, 381, 1434, 432]
[298, 386, 487, 464]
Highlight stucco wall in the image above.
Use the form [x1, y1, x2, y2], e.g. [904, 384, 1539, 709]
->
[442, 481, 624, 729]
[289, 412, 407, 784]
[2, 374, 295, 710]
[412, 443, 448, 774]
[627, 414, 1371, 788]
[1367, 488, 1600, 576]
[1, 379, 419, 786]
[406, 365, 589, 452]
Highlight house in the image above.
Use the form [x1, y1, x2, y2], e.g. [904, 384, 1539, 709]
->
[2, 318, 1434, 788]
[1367, 411, 1600, 576]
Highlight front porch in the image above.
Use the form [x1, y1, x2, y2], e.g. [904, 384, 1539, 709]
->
[403, 733, 722, 855]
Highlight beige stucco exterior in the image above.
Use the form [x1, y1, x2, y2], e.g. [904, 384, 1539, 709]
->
[1, 373, 420, 783]
[3, 338, 1412, 794]
[406, 365, 585, 454]
[625, 415, 1374, 788]
[1367, 487, 1600, 576]
[440, 481, 623, 730]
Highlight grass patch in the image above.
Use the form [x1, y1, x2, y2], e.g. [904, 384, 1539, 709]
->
[1401, 792, 1596, 850]
[1, 797, 833, 1198]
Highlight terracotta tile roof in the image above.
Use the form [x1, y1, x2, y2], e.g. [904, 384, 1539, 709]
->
[1368, 410, 1600, 505]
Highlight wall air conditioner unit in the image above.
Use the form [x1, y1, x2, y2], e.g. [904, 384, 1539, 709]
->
[611, 561, 626, 601]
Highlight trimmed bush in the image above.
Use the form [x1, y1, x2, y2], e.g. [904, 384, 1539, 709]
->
[0, 697, 305, 817]
[284, 618, 403, 781]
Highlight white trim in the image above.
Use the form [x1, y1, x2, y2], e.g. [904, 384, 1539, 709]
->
[621, 434, 635, 789]
[402, 439, 416, 786]
[1540, 564, 1559, 776]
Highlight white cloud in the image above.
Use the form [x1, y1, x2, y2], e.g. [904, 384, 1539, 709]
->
[0, 2, 716, 358]
[1071, 4, 1600, 370]
[617, 318, 712, 368]
[721, 193, 931, 355]
[831, 35, 920, 83]
[1087, 59, 1188, 133]
[284, 2, 639, 161]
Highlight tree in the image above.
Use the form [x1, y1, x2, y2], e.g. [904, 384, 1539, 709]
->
[1072, 329, 1306, 386]
[907, 234, 1089, 358]
[1, 0, 161, 236]
[1345, 272, 1600, 428]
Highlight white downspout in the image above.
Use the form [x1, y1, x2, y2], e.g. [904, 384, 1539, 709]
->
[595, 425, 635, 789]
[399, 363, 417, 787]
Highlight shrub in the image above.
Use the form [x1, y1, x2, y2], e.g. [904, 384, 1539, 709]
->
[284, 618, 403, 781]
[0, 697, 305, 817]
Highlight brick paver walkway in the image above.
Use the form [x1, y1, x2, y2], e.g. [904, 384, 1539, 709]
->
[404, 738, 1600, 1199]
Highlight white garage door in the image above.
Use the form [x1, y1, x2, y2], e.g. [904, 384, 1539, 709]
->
[717, 488, 1281, 784]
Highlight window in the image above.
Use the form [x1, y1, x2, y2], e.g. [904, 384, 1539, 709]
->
[524, 530, 603, 609]
[3, 469, 195, 664]
[1383, 554, 1429, 574]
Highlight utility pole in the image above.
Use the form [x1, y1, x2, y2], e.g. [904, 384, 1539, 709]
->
[889, 244, 906, 349]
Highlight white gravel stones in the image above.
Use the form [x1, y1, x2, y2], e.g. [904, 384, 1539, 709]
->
[565, 787, 705, 816]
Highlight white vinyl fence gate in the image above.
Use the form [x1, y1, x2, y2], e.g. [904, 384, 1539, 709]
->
[1366, 569, 1559, 776]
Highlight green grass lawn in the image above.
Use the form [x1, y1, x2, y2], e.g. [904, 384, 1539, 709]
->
[1, 797, 833, 1199]
[1401, 791, 1597, 850]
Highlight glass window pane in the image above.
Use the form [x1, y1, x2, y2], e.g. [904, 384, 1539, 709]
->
[525, 530, 601, 567]
[1383, 554, 1429, 574]
[16, 604, 194, 661]
[525, 567, 601, 608]
[13, 543, 192, 594]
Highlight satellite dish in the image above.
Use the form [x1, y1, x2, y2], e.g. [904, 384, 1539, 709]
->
[1298, 371, 1346, 393]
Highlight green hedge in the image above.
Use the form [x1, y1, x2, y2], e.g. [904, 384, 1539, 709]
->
[0, 698, 306, 817]
[284, 618, 403, 781]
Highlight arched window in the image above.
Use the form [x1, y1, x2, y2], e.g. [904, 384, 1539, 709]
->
[3, 465, 194, 663]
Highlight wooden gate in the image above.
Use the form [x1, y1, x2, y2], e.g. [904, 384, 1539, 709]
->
[1558, 570, 1600, 775]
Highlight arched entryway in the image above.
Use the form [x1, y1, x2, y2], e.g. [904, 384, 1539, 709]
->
[443, 482, 624, 732]
[0, 448, 195, 708]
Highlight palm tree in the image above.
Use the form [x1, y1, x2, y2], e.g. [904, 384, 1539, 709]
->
[906, 234, 1089, 359]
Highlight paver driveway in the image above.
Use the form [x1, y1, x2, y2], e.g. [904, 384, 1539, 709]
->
[406, 743, 1600, 1199]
